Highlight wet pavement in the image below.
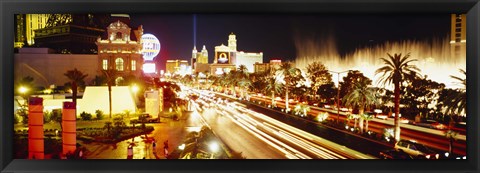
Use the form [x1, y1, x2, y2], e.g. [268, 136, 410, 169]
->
[81, 116, 194, 159]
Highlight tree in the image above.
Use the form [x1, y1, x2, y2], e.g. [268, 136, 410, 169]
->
[306, 61, 332, 98]
[339, 70, 371, 101]
[401, 72, 445, 120]
[342, 79, 378, 134]
[444, 130, 458, 156]
[102, 69, 117, 119]
[276, 62, 303, 112]
[443, 69, 466, 116]
[250, 71, 269, 94]
[363, 113, 374, 133]
[265, 76, 283, 107]
[236, 65, 251, 99]
[317, 82, 337, 104]
[64, 68, 88, 107]
[375, 53, 420, 141]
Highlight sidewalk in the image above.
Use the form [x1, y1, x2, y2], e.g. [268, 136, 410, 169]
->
[81, 117, 189, 159]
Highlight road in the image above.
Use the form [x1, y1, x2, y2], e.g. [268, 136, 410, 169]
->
[199, 108, 287, 159]
[193, 89, 375, 159]
[249, 94, 467, 156]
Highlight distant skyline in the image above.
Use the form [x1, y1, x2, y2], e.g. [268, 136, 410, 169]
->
[130, 14, 450, 71]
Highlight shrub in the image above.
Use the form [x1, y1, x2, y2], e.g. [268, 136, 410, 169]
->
[95, 110, 104, 120]
[17, 111, 28, 125]
[13, 114, 19, 124]
[50, 109, 62, 124]
[43, 111, 52, 123]
[80, 111, 93, 121]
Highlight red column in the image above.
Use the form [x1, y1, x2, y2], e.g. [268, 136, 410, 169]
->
[62, 102, 76, 159]
[28, 97, 44, 159]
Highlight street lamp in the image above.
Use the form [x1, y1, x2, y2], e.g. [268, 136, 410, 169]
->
[18, 86, 29, 105]
[209, 141, 219, 159]
[328, 70, 351, 124]
[18, 86, 28, 94]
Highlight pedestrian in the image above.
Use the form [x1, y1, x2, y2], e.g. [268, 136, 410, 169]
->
[152, 139, 156, 154]
[164, 140, 169, 149]
[163, 140, 169, 157]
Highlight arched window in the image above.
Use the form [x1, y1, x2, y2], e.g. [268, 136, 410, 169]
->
[115, 58, 124, 71]
[115, 77, 124, 86]
[116, 32, 123, 40]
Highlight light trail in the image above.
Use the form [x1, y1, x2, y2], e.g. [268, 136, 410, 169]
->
[190, 88, 376, 159]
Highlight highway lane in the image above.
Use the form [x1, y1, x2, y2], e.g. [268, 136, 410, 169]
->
[193, 89, 375, 159]
[249, 94, 467, 156]
[195, 104, 288, 159]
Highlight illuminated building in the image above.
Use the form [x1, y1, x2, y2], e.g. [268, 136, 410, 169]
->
[166, 60, 189, 75]
[210, 33, 263, 75]
[450, 14, 466, 60]
[254, 59, 282, 74]
[96, 19, 145, 84]
[14, 14, 49, 48]
[191, 45, 209, 73]
[15, 15, 149, 88]
[34, 14, 110, 54]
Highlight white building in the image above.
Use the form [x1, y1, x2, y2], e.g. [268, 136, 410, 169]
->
[201, 33, 264, 75]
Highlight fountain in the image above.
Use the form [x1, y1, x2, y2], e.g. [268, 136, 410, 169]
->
[294, 34, 466, 89]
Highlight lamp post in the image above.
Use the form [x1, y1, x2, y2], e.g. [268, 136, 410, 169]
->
[131, 84, 139, 112]
[329, 70, 350, 124]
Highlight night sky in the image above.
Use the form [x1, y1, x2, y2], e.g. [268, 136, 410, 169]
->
[129, 14, 450, 71]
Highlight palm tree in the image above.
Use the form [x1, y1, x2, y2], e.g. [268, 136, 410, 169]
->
[444, 130, 458, 156]
[277, 62, 302, 112]
[64, 68, 88, 107]
[294, 103, 310, 117]
[265, 76, 283, 107]
[238, 78, 252, 99]
[237, 65, 250, 98]
[102, 69, 117, 119]
[444, 69, 466, 116]
[342, 79, 378, 134]
[375, 53, 420, 141]
[363, 114, 374, 133]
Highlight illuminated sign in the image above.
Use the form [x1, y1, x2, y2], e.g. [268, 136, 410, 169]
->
[217, 52, 229, 64]
[141, 34, 161, 61]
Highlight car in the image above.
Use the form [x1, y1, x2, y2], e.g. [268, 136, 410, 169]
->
[375, 114, 388, 120]
[394, 139, 439, 159]
[413, 120, 447, 130]
[399, 117, 410, 124]
[379, 149, 414, 159]
[130, 113, 159, 124]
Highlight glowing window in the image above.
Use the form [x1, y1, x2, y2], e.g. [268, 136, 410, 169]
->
[102, 59, 108, 70]
[131, 60, 136, 71]
[116, 58, 124, 71]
